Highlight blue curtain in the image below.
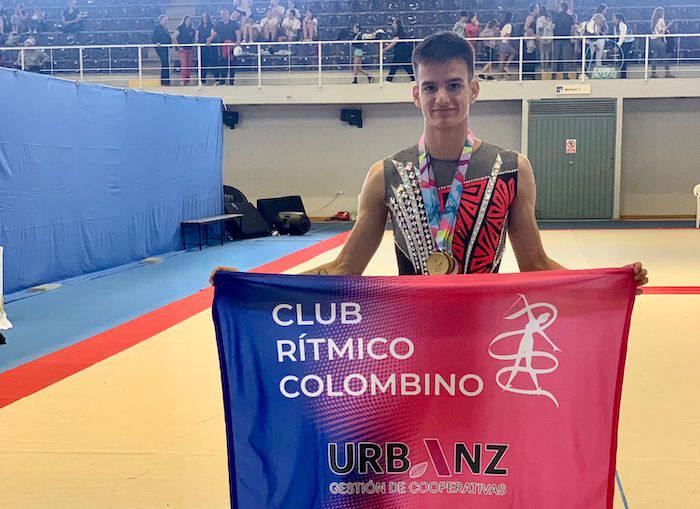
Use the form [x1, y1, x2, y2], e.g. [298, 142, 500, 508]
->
[0, 69, 223, 293]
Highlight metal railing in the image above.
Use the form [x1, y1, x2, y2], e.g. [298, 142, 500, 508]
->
[1, 33, 699, 88]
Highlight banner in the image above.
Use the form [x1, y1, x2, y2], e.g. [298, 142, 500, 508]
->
[212, 269, 636, 509]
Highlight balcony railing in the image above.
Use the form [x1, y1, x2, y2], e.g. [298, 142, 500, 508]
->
[1, 33, 699, 88]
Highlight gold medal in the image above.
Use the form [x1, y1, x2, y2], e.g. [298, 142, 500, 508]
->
[427, 251, 456, 275]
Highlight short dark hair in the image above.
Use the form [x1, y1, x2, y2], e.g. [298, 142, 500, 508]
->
[560, 2, 569, 11]
[412, 31, 475, 81]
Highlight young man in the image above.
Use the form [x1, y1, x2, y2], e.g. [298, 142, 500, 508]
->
[212, 33, 647, 292]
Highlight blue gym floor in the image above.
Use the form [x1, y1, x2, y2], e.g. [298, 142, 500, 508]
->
[0, 223, 351, 373]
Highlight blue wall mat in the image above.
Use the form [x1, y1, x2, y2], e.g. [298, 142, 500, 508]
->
[0, 68, 223, 293]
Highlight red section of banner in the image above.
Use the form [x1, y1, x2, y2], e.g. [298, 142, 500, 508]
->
[0, 230, 351, 409]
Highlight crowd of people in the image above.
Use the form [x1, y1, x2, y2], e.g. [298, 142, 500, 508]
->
[0, 0, 84, 41]
[451, 1, 675, 79]
[151, 0, 320, 86]
[0, 0, 681, 81]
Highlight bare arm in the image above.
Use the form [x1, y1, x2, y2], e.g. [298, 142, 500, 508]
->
[508, 154, 566, 272]
[206, 28, 216, 44]
[302, 161, 388, 275]
[384, 37, 398, 51]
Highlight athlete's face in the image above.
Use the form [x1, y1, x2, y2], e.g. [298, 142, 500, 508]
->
[412, 58, 479, 130]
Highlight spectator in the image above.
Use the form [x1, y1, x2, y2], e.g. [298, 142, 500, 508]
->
[174, 16, 195, 86]
[453, 11, 468, 37]
[281, 9, 301, 41]
[29, 8, 47, 35]
[465, 12, 479, 51]
[351, 24, 374, 84]
[0, 2, 8, 33]
[240, 13, 258, 43]
[269, 0, 285, 18]
[259, 10, 280, 42]
[4, 30, 20, 46]
[232, 0, 251, 18]
[61, 0, 83, 34]
[208, 7, 239, 85]
[11, 3, 29, 34]
[17, 38, 48, 72]
[196, 12, 217, 83]
[286, 1, 300, 19]
[612, 12, 633, 79]
[478, 19, 499, 80]
[384, 18, 414, 82]
[523, 4, 540, 80]
[650, 7, 673, 78]
[302, 9, 317, 41]
[152, 14, 171, 86]
[537, 6, 555, 73]
[585, 13, 607, 72]
[0, 10, 6, 38]
[552, 1, 575, 74]
[498, 11, 516, 78]
[596, 3, 608, 19]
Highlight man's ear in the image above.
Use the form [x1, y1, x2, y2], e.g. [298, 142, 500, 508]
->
[469, 78, 480, 104]
[412, 83, 421, 109]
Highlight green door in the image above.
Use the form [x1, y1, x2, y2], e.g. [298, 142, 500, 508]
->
[527, 99, 616, 219]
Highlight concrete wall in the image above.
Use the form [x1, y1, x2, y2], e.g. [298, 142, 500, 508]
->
[223, 101, 522, 214]
[223, 97, 698, 217]
[620, 98, 700, 216]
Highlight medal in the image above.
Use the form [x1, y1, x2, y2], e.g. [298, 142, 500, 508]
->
[417, 129, 474, 275]
[427, 251, 456, 275]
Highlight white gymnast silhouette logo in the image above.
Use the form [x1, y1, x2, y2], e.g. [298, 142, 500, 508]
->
[488, 294, 561, 407]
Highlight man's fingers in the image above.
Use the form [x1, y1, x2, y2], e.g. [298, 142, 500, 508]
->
[634, 269, 648, 280]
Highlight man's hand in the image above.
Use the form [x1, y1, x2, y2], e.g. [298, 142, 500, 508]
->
[628, 262, 648, 296]
[210, 266, 238, 285]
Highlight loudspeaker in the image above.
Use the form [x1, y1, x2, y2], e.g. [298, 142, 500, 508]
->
[257, 195, 306, 224]
[257, 195, 310, 235]
[341, 108, 363, 128]
[224, 201, 271, 238]
[223, 110, 239, 129]
[275, 211, 311, 236]
[223, 185, 248, 203]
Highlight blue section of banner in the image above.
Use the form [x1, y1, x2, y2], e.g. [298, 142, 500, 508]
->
[0, 68, 223, 293]
[213, 272, 349, 509]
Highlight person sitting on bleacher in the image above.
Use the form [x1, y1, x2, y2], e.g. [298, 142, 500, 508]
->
[281, 9, 301, 41]
[29, 8, 47, 35]
[302, 9, 318, 41]
[61, 0, 83, 34]
[16, 38, 48, 72]
[286, 0, 300, 19]
[10, 3, 29, 34]
[259, 9, 281, 42]
[269, 0, 285, 19]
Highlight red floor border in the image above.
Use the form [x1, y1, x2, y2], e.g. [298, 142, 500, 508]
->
[642, 286, 700, 295]
[0, 231, 350, 409]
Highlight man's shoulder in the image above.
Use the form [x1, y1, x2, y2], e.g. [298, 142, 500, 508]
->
[386, 144, 419, 165]
[475, 140, 520, 170]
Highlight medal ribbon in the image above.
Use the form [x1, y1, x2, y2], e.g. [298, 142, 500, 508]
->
[417, 130, 474, 253]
